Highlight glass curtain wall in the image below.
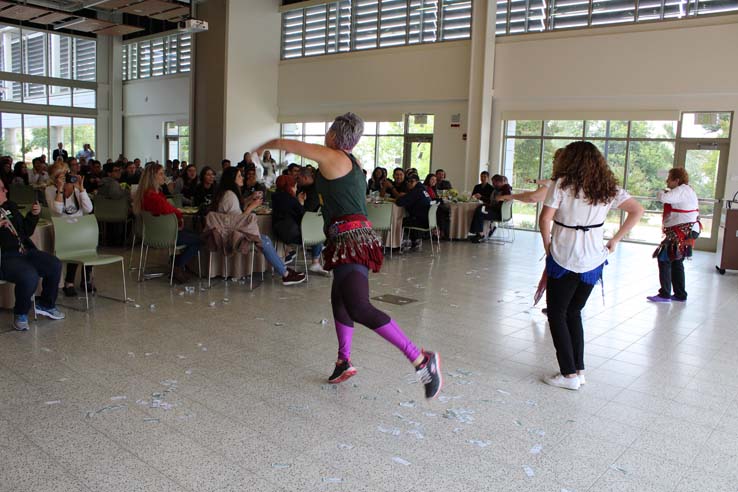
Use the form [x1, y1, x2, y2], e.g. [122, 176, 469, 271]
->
[0, 23, 96, 163]
[0, 112, 95, 163]
[502, 119, 678, 243]
[280, 115, 434, 173]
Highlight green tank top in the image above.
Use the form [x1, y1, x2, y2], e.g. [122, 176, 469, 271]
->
[315, 152, 368, 229]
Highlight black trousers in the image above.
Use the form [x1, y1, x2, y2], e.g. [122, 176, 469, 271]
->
[658, 259, 686, 300]
[546, 272, 595, 375]
[469, 204, 502, 234]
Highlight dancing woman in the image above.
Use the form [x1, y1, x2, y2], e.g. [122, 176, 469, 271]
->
[255, 113, 442, 398]
[539, 141, 643, 390]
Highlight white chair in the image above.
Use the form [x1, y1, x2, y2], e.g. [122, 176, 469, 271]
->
[367, 202, 393, 258]
[299, 211, 327, 281]
[487, 200, 515, 243]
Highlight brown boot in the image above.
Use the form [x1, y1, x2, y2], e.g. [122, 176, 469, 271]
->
[172, 266, 190, 284]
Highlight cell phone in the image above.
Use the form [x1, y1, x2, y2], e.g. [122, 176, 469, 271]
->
[66, 174, 78, 184]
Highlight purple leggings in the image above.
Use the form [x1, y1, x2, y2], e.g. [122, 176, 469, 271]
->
[331, 264, 421, 363]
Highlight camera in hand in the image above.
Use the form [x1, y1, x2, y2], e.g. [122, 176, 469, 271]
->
[65, 174, 78, 184]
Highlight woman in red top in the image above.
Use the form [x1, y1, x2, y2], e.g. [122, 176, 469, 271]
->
[133, 163, 202, 283]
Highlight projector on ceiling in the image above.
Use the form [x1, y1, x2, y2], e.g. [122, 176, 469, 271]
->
[178, 19, 209, 33]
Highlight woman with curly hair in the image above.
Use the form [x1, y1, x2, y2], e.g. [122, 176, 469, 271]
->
[539, 141, 643, 390]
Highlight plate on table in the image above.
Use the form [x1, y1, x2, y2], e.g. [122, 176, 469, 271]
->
[179, 207, 199, 215]
[254, 206, 272, 215]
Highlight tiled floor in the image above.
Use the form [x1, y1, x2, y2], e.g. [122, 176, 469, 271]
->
[1, 231, 737, 492]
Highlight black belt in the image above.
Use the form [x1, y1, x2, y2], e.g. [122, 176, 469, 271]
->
[554, 220, 604, 232]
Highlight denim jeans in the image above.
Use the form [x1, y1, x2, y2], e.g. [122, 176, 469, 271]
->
[175, 229, 202, 267]
[1, 249, 62, 314]
[260, 235, 286, 276]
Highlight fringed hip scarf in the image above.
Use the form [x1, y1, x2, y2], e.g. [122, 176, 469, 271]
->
[323, 214, 384, 272]
[654, 222, 697, 262]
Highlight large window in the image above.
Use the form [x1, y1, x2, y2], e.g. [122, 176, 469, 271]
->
[0, 112, 95, 163]
[502, 119, 679, 243]
[0, 24, 96, 162]
[496, 0, 738, 35]
[280, 114, 434, 175]
[122, 33, 192, 81]
[165, 122, 190, 162]
[0, 25, 96, 81]
[281, 0, 472, 59]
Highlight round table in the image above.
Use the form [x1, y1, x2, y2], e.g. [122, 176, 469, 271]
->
[447, 201, 483, 240]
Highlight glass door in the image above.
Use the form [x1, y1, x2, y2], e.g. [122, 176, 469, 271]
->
[403, 136, 432, 177]
[675, 141, 730, 251]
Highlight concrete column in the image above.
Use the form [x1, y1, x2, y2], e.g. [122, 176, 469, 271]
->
[463, 0, 497, 190]
[192, 0, 228, 166]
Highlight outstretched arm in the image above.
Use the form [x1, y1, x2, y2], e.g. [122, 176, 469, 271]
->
[254, 139, 351, 179]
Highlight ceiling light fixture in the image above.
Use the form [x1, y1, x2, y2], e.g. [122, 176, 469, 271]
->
[54, 17, 88, 29]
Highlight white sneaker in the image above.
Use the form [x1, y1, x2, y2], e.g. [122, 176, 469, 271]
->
[544, 373, 580, 391]
[578, 373, 586, 385]
[309, 263, 331, 276]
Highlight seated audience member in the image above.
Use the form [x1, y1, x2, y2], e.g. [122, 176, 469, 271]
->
[12, 162, 29, 186]
[0, 181, 64, 330]
[472, 171, 495, 202]
[435, 169, 453, 191]
[216, 159, 231, 182]
[271, 174, 328, 276]
[382, 167, 408, 199]
[469, 173, 513, 243]
[424, 173, 438, 201]
[0, 158, 12, 190]
[133, 158, 142, 172]
[287, 163, 301, 178]
[98, 163, 127, 200]
[367, 167, 386, 196]
[121, 162, 141, 186]
[133, 163, 201, 284]
[67, 158, 81, 177]
[45, 162, 95, 296]
[297, 167, 320, 212]
[84, 160, 104, 194]
[397, 172, 432, 249]
[174, 164, 199, 206]
[213, 168, 305, 286]
[29, 158, 50, 186]
[194, 166, 217, 210]
[242, 168, 267, 199]
[237, 152, 257, 172]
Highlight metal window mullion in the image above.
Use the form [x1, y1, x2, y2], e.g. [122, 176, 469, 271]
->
[437, 0, 443, 40]
[325, 3, 330, 54]
[587, 0, 594, 27]
[350, 3, 357, 51]
[659, 0, 665, 20]
[405, 0, 411, 44]
[506, 0, 512, 34]
[302, 8, 307, 57]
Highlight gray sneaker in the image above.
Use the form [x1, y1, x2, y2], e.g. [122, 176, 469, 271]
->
[13, 314, 29, 331]
[35, 305, 66, 320]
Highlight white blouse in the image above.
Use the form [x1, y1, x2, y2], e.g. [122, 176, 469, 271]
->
[657, 184, 699, 228]
[544, 179, 631, 273]
[45, 186, 93, 218]
[216, 190, 242, 215]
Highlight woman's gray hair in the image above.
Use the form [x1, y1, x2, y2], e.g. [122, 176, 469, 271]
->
[328, 112, 364, 150]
